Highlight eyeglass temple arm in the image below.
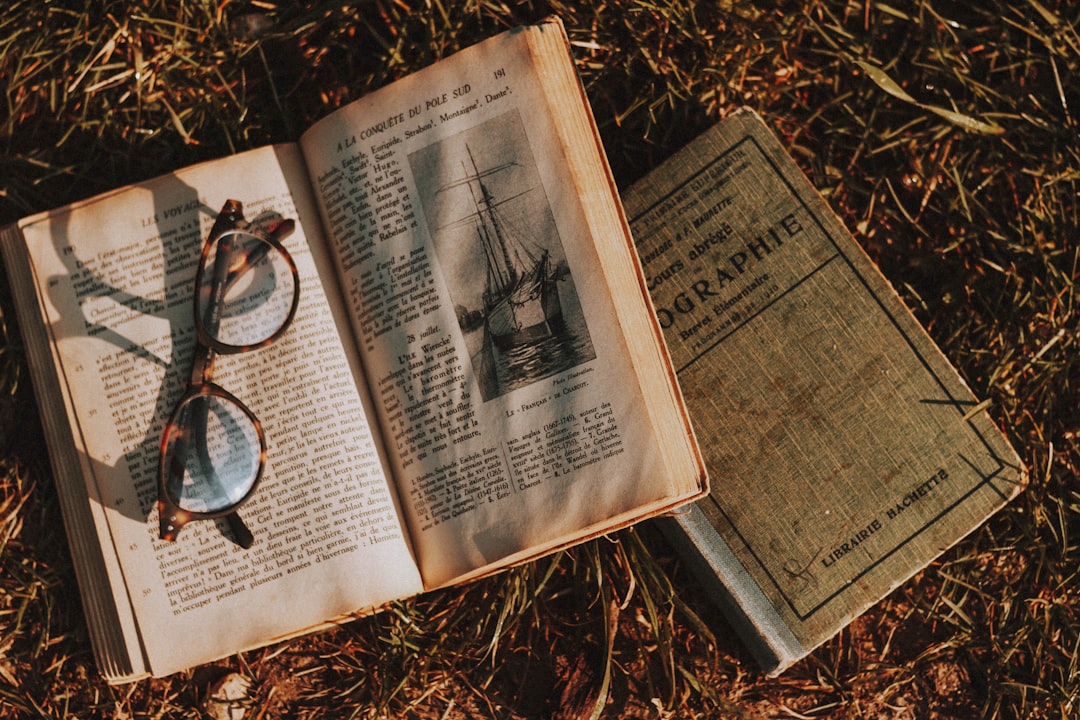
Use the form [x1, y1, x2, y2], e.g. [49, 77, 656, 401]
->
[227, 512, 254, 550]
[190, 211, 236, 385]
[216, 200, 296, 285]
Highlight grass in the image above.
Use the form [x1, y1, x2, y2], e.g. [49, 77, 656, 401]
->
[1, 0, 1078, 717]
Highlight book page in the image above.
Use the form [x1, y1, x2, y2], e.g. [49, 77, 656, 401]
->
[17, 145, 422, 678]
[301, 20, 703, 588]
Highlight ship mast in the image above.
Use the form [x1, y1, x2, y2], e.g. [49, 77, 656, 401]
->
[464, 145, 518, 294]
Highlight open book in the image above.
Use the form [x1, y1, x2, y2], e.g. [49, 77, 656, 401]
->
[625, 110, 1025, 675]
[0, 19, 706, 683]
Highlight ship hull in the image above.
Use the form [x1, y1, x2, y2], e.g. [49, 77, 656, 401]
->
[486, 274, 563, 351]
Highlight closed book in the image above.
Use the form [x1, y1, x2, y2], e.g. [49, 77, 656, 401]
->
[623, 109, 1026, 675]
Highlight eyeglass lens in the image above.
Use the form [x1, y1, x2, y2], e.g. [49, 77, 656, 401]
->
[197, 229, 297, 348]
[163, 393, 262, 513]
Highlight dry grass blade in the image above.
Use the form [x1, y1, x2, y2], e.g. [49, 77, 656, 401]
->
[853, 60, 1006, 135]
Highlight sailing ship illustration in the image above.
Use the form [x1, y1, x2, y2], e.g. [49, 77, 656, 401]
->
[439, 145, 564, 351]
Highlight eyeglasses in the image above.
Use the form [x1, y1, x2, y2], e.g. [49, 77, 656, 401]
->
[157, 199, 299, 549]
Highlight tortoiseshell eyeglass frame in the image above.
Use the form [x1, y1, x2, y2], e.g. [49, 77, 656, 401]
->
[157, 199, 299, 549]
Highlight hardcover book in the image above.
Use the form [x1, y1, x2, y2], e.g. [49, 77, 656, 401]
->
[623, 109, 1025, 676]
[0, 19, 706, 682]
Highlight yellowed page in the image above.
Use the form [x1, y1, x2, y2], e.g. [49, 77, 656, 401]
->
[300, 20, 705, 588]
[17, 145, 422, 678]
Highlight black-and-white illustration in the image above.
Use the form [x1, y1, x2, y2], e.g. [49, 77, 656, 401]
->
[409, 110, 595, 401]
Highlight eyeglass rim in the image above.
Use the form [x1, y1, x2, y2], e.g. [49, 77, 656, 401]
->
[157, 383, 268, 522]
[194, 223, 301, 355]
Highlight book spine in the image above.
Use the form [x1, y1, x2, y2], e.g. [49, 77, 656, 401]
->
[659, 506, 806, 676]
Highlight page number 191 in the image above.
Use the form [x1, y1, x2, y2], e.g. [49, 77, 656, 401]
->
[494, 68, 505, 79]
